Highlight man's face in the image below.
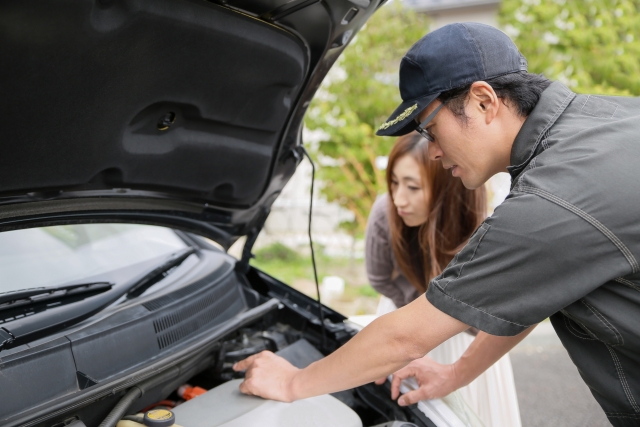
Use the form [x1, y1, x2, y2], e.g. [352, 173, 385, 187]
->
[416, 98, 504, 189]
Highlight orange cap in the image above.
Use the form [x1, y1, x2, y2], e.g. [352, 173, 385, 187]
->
[177, 384, 206, 400]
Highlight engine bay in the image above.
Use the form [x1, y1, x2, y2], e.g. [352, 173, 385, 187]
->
[103, 322, 433, 427]
[0, 248, 434, 427]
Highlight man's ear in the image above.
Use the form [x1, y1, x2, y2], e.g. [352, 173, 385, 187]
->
[469, 81, 499, 124]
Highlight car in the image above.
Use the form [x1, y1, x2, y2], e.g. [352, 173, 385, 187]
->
[0, 1, 439, 427]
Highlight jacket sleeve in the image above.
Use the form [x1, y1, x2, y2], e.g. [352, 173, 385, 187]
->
[426, 190, 633, 336]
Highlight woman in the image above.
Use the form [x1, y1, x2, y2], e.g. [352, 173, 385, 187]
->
[365, 132, 521, 427]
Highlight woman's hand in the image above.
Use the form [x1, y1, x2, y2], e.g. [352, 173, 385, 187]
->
[233, 351, 301, 402]
[376, 356, 460, 406]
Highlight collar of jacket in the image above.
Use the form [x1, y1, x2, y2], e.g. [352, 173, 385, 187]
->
[507, 81, 576, 180]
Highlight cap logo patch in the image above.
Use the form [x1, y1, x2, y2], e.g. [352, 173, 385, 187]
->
[378, 104, 418, 131]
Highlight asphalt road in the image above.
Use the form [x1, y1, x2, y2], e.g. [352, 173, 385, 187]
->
[509, 322, 611, 427]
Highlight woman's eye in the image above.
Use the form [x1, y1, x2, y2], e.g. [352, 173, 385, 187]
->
[408, 186, 420, 191]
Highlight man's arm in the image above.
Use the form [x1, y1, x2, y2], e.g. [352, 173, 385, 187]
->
[232, 295, 468, 401]
[383, 326, 536, 405]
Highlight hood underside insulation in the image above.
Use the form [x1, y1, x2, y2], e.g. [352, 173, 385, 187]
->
[1, 0, 308, 206]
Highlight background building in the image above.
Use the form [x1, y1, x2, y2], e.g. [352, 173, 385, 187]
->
[404, 0, 499, 28]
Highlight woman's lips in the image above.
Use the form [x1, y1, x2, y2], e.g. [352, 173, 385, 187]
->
[398, 210, 409, 217]
[451, 165, 459, 177]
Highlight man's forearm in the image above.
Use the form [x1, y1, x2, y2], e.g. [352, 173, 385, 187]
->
[454, 325, 537, 387]
[290, 296, 468, 400]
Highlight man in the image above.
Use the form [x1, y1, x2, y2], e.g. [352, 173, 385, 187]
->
[234, 23, 640, 426]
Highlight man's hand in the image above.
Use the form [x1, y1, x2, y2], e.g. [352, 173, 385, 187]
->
[375, 357, 460, 406]
[233, 351, 300, 402]
[375, 327, 538, 407]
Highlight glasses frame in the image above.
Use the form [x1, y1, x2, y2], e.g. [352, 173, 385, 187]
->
[415, 101, 447, 142]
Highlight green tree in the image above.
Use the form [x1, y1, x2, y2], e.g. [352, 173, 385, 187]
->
[500, 0, 640, 96]
[304, 2, 429, 234]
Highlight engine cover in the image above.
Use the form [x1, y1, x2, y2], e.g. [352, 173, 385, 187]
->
[171, 379, 362, 427]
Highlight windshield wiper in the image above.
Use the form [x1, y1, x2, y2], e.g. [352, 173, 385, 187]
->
[126, 247, 196, 298]
[0, 282, 113, 308]
[0, 247, 197, 352]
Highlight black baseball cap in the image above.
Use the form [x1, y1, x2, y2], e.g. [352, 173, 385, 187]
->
[376, 22, 528, 137]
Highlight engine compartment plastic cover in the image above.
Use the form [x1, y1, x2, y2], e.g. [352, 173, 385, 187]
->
[173, 338, 362, 427]
[171, 378, 363, 427]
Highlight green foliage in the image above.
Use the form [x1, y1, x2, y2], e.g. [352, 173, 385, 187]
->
[251, 255, 311, 286]
[357, 284, 379, 298]
[500, 0, 640, 96]
[253, 242, 301, 263]
[305, 3, 429, 234]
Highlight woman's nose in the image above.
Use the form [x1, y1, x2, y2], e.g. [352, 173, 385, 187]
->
[428, 140, 443, 161]
[393, 188, 408, 207]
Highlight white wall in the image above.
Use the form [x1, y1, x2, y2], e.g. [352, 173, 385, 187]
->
[257, 158, 363, 257]
[427, 4, 499, 29]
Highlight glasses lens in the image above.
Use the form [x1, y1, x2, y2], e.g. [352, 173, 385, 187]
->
[415, 101, 446, 142]
[415, 122, 433, 142]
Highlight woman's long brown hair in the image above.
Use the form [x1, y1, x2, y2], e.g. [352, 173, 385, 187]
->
[387, 132, 487, 293]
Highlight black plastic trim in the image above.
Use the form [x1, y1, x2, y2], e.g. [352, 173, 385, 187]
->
[6, 299, 280, 427]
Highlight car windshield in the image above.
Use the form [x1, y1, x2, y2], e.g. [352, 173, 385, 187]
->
[0, 224, 187, 293]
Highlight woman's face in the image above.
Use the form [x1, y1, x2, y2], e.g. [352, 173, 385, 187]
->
[390, 154, 429, 227]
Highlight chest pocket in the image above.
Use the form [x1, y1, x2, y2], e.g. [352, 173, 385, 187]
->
[561, 298, 624, 346]
[436, 222, 490, 290]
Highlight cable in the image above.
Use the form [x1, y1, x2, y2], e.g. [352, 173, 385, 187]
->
[354, 387, 391, 422]
[300, 146, 327, 349]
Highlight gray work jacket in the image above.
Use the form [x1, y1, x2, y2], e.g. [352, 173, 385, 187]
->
[426, 81, 640, 426]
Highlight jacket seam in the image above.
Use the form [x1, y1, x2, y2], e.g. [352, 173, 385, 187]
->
[580, 94, 620, 119]
[580, 94, 590, 111]
[440, 223, 490, 291]
[541, 129, 550, 151]
[527, 157, 537, 171]
[563, 316, 595, 340]
[605, 412, 640, 419]
[615, 277, 640, 293]
[606, 344, 640, 412]
[515, 184, 639, 274]
[581, 299, 623, 346]
[431, 283, 529, 328]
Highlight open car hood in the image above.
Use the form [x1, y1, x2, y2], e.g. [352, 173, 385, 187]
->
[0, 0, 382, 249]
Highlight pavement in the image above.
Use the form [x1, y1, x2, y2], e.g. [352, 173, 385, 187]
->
[509, 322, 611, 427]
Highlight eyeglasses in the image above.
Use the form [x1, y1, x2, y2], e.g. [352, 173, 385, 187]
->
[415, 101, 447, 142]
